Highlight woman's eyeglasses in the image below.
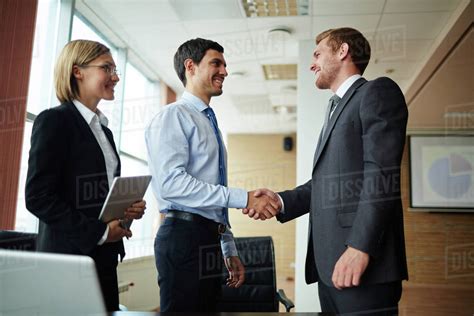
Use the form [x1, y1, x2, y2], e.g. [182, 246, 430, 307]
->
[80, 64, 120, 76]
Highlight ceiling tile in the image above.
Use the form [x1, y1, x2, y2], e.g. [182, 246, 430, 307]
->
[169, 0, 245, 20]
[371, 39, 433, 62]
[312, 0, 384, 15]
[384, 0, 463, 13]
[182, 19, 248, 37]
[312, 14, 380, 36]
[230, 94, 273, 114]
[378, 12, 452, 40]
[245, 16, 312, 40]
[83, 0, 180, 23]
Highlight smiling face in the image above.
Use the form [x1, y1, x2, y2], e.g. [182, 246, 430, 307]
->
[310, 37, 341, 90]
[187, 49, 228, 103]
[73, 53, 119, 109]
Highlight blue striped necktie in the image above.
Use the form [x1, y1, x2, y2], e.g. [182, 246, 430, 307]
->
[203, 107, 230, 227]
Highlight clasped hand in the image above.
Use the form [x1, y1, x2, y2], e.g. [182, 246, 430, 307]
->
[243, 188, 281, 220]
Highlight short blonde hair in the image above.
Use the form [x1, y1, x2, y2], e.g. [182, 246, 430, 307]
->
[54, 40, 110, 103]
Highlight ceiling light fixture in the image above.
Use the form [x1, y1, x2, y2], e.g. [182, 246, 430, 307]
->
[241, 0, 309, 17]
[281, 85, 297, 93]
[268, 26, 292, 36]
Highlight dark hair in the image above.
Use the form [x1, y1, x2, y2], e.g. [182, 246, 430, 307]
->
[173, 38, 224, 86]
[316, 27, 371, 74]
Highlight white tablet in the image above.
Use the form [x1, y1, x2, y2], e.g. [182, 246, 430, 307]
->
[98, 175, 152, 229]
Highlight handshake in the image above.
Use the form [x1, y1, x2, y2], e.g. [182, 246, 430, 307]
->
[243, 189, 281, 221]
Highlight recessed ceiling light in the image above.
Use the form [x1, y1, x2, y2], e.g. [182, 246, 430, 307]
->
[262, 64, 297, 80]
[241, 0, 309, 17]
[229, 71, 246, 78]
[281, 85, 297, 93]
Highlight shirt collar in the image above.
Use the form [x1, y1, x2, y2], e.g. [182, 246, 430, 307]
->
[72, 99, 109, 126]
[181, 90, 209, 113]
[335, 74, 362, 99]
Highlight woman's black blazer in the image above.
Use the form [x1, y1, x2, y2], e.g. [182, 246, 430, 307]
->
[25, 101, 124, 266]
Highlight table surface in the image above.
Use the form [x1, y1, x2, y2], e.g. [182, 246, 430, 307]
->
[112, 312, 333, 316]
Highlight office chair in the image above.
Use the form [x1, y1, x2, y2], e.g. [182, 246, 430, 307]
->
[0, 230, 37, 251]
[216, 236, 295, 312]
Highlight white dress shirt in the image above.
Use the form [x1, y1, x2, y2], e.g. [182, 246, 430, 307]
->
[145, 91, 248, 257]
[330, 74, 362, 118]
[73, 99, 119, 245]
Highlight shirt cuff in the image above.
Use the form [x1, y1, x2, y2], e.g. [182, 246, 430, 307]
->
[277, 193, 285, 213]
[97, 225, 109, 245]
[227, 187, 248, 209]
[220, 227, 238, 258]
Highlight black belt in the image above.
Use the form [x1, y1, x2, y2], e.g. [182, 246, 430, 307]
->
[165, 210, 226, 234]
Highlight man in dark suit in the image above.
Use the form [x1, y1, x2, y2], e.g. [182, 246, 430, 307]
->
[244, 27, 408, 314]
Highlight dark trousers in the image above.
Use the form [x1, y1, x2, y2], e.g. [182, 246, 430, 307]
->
[95, 262, 119, 311]
[155, 217, 223, 312]
[318, 280, 402, 315]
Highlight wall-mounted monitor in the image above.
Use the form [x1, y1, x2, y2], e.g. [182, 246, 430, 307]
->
[409, 135, 474, 211]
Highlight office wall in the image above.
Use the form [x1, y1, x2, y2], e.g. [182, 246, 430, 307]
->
[226, 133, 297, 303]
[399, 23, 474, 316]
[408, 26, 473, 130]
[399, 143, 474, 315]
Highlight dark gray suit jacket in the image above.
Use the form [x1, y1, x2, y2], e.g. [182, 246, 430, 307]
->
[277, 77, 408, 286]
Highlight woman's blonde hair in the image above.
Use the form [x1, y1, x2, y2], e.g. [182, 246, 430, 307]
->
[54, 40, 110, 103]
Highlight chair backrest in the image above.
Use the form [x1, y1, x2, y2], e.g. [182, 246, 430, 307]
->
[0, 230, 37, 251]
[216, 236, 278, 312]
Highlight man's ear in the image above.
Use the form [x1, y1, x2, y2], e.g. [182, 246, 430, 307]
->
[339, 43, 349, 60]
[184, 58, 194, 75]
[72, 65, 82, 80]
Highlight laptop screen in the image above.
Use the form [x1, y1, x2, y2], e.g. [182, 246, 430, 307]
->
[0, 249, 106, 315]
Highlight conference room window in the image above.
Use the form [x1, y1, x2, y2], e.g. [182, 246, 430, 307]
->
[15, 122, 36, 233]
[15, 0, 62, 232]
[121, 62, 160, 161]
[119, 62, 161, 258]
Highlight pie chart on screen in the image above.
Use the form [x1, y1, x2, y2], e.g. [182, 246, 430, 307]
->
[427, 154, 472, 199]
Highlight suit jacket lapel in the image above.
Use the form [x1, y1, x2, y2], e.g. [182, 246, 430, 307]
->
[66, 102, 121, 177]
[312, 78, 367, 172]
[66, 101, 97, 141]
[102, 126, 121, 176]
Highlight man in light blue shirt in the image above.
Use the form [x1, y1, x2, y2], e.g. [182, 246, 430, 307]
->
[145, 38, 279, 312]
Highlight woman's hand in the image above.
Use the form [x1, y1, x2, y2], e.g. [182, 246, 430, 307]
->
[106, 219, 132, 242]
[125, 200, 146, 220]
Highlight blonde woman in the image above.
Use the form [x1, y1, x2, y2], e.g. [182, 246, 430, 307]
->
[25, 40, 145, 311]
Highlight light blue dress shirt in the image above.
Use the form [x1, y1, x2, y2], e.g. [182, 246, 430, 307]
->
[145, 91, 248, 257]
